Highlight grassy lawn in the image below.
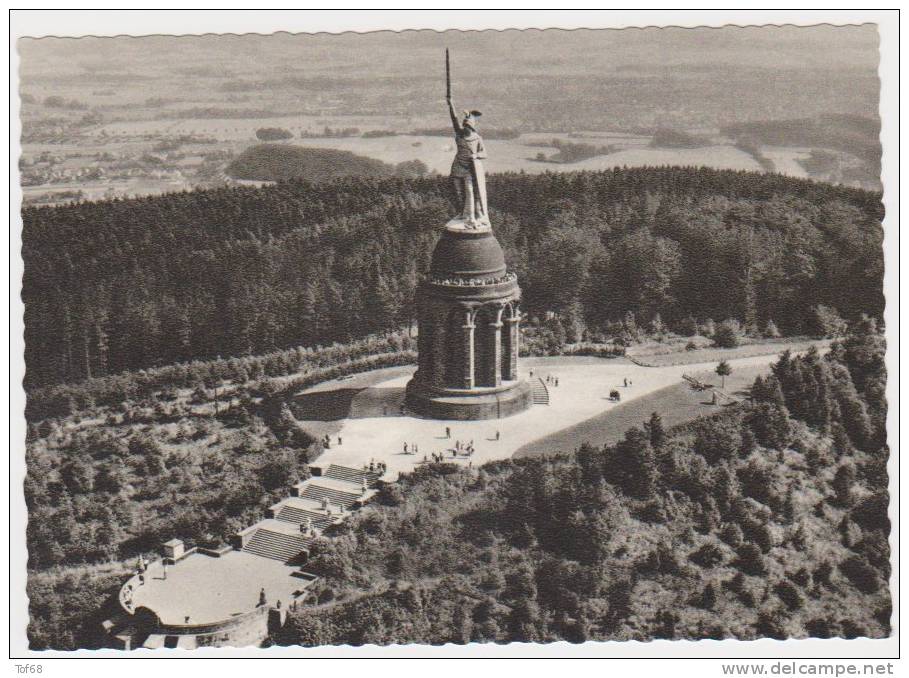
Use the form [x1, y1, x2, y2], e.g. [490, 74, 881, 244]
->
[513, 363, 768, 458]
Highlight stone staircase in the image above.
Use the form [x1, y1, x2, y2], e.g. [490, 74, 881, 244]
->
[233, 467, 379, 568]
[298, 483, 362, 510]
[242, 526, 315, 562]
[532, 377, 550, 405]
[274, 503, 334, 529]
[324, 464, 381, 487]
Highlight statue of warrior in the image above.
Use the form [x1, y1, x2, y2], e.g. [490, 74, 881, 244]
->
[445, 50, 488, 228]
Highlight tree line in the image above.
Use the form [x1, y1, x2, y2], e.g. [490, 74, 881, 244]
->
[23, 167, 884, 389]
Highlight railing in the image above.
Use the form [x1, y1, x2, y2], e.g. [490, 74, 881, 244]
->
[156, 603, 270, 635]
[428, 272, 517, 288]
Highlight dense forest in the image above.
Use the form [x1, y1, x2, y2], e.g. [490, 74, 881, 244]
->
[226, 144, 429, 182]
[23, 168, 883, 391]
[270, 321, 889, 644]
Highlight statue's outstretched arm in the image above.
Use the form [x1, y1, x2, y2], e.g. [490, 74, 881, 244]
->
[447, 99, 462, 134]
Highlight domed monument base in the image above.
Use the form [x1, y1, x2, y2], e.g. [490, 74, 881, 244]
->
[405, 221, 531, 421]
[406, 377, 533, 421]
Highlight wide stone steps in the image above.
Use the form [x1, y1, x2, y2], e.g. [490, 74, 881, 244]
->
[324, 464, 381, 487]
[532, 377, 550, 405]
[300, 483, 361, 510]
[242, 528, 313, 562]
[274, 505, 333, 529]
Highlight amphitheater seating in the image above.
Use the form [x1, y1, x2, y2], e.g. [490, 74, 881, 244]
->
[324, 464, 382, 487]
[532, 378, 550, 405]
[242, 528, 315, 562]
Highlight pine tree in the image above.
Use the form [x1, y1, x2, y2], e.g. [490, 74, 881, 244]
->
[646, 412, 665, 449]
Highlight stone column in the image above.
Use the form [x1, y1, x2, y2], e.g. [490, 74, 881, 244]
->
[489, 306, 504, 386]
[417, 316, 431, 379]
[461, 309, 475, 389]
[431, 318, 447, 388]
[504, 312, 519, 380]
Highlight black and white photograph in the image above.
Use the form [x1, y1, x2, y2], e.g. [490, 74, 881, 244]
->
[9, 9, 899, 666]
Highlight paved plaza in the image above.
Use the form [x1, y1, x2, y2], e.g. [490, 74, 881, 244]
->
[128, 550, 305, 625]
[298, 354, 785, 480]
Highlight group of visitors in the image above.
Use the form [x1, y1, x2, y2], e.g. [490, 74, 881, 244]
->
[322, 434, 343, 449]
[402, 442, 420, 455]
[366, 459, 387, 474]
[453, 439, 475, 456]
[527, 369, 561, 388]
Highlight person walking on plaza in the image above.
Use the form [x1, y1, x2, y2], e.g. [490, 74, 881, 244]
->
[446, 426, 451, 439]
[495, 430, 500, 441]
[162, 563, 168, 581]
[403, 442, 408, 454]
[258, 588, 266, 607]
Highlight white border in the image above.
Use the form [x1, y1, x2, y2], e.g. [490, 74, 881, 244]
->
[6, 8, 901, 666]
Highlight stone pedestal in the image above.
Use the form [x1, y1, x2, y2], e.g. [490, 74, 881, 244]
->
[406, 224, 529, 420]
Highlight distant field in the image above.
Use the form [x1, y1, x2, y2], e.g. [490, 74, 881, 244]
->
[760, 146, 812, 178]
[292, 135, 766, 176]
[86, 115, 411, 140]
[25, 112, 879, 203]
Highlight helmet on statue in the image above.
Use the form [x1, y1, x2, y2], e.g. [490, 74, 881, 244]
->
[462, 109, 482, 128]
